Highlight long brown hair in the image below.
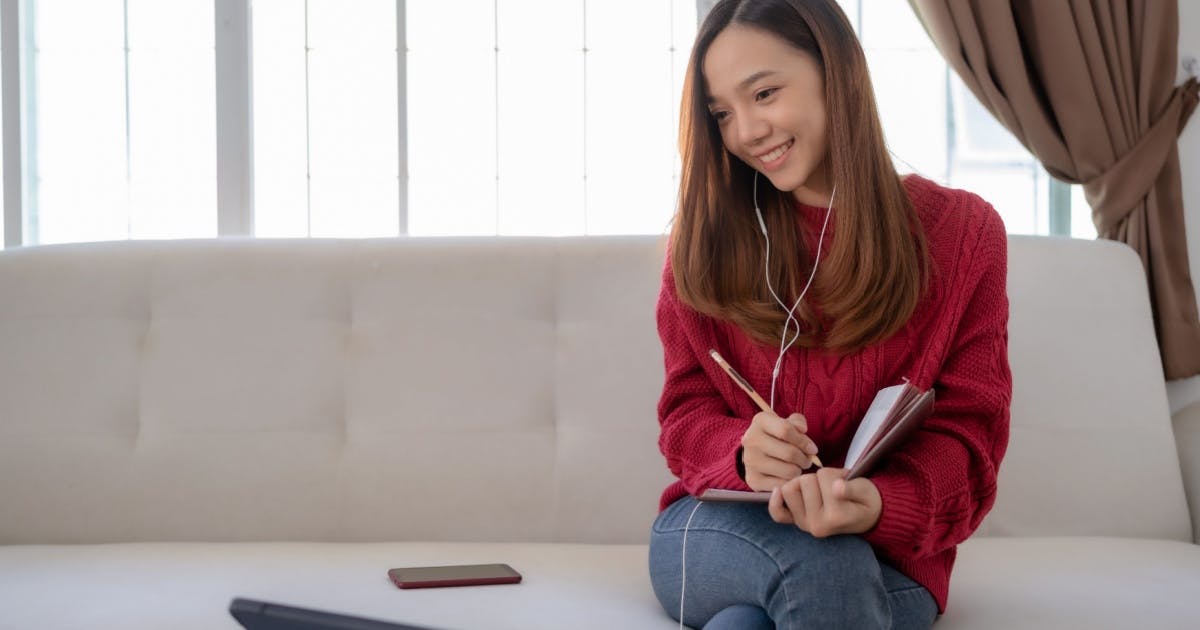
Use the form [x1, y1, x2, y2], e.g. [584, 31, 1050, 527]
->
[672, 0, 927, 353]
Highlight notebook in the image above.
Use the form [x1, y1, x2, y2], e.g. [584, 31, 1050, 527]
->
[697, 382, 934, 503]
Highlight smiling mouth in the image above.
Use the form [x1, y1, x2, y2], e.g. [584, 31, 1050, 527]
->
[756, 139, 794, 166]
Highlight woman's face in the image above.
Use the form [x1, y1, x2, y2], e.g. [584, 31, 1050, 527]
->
[702, 25, 831, 206]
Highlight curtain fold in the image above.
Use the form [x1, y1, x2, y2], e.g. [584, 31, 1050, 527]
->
[910, 0, 1200, 379]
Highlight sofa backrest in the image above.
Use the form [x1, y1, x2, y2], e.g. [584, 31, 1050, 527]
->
[0, 237, 673, 544]
[984, 236, 1191, 541]
[0, 235, 1192, 545]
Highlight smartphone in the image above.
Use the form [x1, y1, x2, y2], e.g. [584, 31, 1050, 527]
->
[387, 563, 522, 589]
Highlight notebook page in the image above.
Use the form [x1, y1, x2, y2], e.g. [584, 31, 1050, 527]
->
[844, 384, 908, 470]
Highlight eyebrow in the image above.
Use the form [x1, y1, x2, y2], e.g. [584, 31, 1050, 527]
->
[707, 70, 780, 105]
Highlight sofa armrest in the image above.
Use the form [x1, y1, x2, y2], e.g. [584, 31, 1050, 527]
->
[1174, 401, 1200, 544]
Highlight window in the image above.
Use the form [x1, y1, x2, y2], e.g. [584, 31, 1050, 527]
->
[22, 0, 216, 246]
[1, 0, 1096, 249]
[253, 0, 399, 238]
[251, 0, 694, 238]
[844, 0, 1096, 240]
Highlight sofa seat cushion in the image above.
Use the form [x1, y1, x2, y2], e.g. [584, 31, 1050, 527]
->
[940, 537, 1200, 629]
[0, 542, 678, 630]
[4, 537, 1199, 629]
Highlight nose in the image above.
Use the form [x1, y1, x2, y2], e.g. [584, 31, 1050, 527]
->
[735, 109, 771, 152]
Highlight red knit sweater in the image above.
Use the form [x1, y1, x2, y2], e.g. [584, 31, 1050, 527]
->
[655, 174, 1011, 613]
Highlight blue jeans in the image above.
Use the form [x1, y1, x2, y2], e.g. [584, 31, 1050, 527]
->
[649, 496, 938, 629]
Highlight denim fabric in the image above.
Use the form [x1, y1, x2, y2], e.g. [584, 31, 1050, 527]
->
[649, 496, 938, 630]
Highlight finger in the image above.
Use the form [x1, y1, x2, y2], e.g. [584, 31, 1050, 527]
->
[814, 469, 842, 524]
[762, 414, 801, 443]
[761, 414, 813, 450]
[798, 436, 820, 459]
[748, 412, 779, 439]
[799, 474, 824, 526]
[837, 477, 875, 505]
[742, 434, 813, 483]
[815, 466, 845, 484]
[779, 477, 808, 529]
[746, 472, 794, 493]
[768, 487, 793, 524]
[813, 467, 850, 500]
[774, 433, 820, 459]
[784, 414, 822, 463]
[751, 455, 804, 481]
[752, 410, 781, 425]
[760, 440, 813, 470]
[766, 427, 821, 462]
[830, 471, 862, 501]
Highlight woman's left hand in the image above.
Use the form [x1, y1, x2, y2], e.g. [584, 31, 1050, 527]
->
[767, 467, 883, 538]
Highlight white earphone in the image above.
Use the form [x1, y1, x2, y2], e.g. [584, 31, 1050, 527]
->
[752, 171, 836, 409]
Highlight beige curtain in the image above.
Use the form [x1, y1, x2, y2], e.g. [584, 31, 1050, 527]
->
[909, 0, 1200, 379]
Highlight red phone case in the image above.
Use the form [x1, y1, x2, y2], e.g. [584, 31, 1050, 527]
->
[388, 564, 522, 589]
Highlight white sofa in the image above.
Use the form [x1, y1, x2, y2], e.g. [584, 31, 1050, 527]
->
[1, 235, 1198, 629]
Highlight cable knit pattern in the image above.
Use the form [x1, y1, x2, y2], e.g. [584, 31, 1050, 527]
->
[654, 174, 1012, 613]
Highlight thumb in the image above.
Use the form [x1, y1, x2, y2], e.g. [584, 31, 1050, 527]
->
[787, 413, 808, 433]
[834, 478, 866, 502]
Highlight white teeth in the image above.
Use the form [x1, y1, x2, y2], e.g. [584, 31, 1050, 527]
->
[760, 140, 793, 164]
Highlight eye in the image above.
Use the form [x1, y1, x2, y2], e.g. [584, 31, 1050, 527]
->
[710, 110, 729, 122]
[755, 88, 778, 101]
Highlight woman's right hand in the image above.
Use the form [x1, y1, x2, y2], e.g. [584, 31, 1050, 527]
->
[741, 412, 820, 492]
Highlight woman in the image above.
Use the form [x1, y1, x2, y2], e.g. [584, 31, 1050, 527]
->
[648, 1, 1012, 628]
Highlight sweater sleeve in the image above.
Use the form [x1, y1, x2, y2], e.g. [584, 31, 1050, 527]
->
[655, 262, 754, 495]
[862, 206, 1012, 562]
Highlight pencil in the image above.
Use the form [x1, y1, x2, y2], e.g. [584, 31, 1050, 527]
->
[708, 348, 824, 469]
